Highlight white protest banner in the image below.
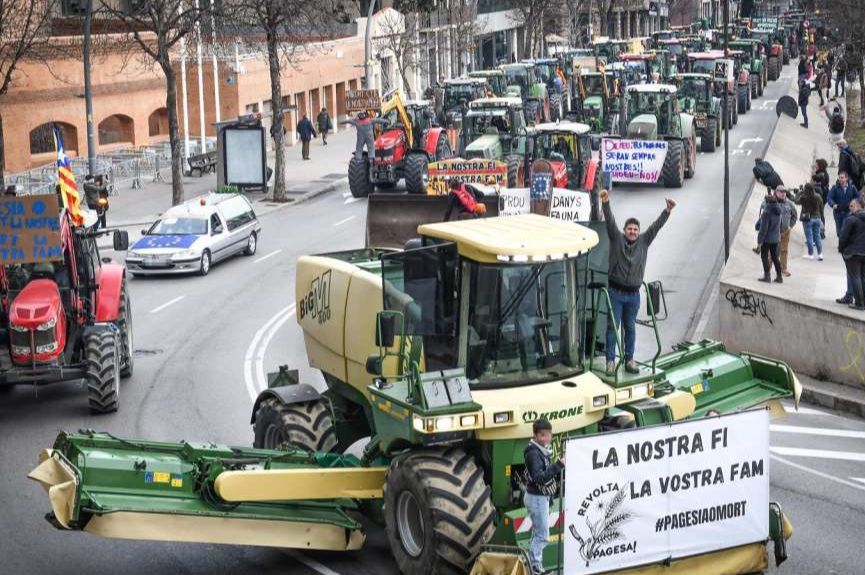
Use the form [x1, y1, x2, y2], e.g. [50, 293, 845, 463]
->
[549, 188, 591, 223]
[602, 139, 668, 184]
[563, 409, 770, 575]
[499, 188, 531, 216]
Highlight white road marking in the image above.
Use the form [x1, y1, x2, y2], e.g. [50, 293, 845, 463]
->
[149, 296, 185, 314]
[343, 197, 363, 205]
[738, 137, 764, 148]
[772, 455, 865, 493]
[286, 550, 342, 575]
[243, 305, 293, 401]
[334, 215, 356, 226]
[254, 308, 295, 393]
[783, 403, 837, 417]
[770, 446, 865, 462]
[342, 191, 352, 198]
[731, 149, 752, 156]
[770, 424, 865, 439]
[761, 99, 779, 109]
[852, 477, 865, 486]
[254, 249, 282, 264]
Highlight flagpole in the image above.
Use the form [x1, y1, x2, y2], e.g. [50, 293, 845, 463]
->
[83, 0, 96, 176]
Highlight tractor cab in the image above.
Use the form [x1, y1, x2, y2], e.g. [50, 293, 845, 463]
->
[592, 38, 628, 65]
[625, 84, 681, 139]
[525, 122, 595, 192]
[658, 39, 687, 71]
[673, 73, 713, 115]
[468, 69, 507, 97]
[688, 51, 735, 96]
[618, 52, 670, 83]
[441, 78, 488, 129]
[500, 63, 549, 124]
[461, 97, 526, 160]
[574, 70, 612, 132]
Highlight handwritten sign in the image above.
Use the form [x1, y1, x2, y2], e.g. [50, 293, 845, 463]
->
[498, 188, 531, 216]
[0, 195, 63, 264]
[602, 139, 668, 183]
[345, 89, 381, 112]
[427, 159, 508, 195]
[563, 410, 770, 574]
[549, 189, 591, 223]
[752, 16, 778, 31]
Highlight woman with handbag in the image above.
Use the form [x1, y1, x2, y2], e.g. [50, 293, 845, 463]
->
[796, 183, 825, 260]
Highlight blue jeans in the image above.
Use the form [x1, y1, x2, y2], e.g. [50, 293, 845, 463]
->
[834, 210, 849, 239]
[524, 492, 549, 573]
[606, 289, 640, 362]
[800, 104, 808, 126]
[803, 218, 823, 255]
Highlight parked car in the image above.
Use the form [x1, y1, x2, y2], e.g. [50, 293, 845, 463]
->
[126, 193, 260, 276]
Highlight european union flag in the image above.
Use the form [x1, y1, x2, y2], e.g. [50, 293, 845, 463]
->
[531, 174, 551, 200]
[132, 235, 199, 249]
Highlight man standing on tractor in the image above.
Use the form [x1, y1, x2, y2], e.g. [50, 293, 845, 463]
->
[443, 179, 486, 221]
[600, 189, 676, 375]
[523, 418, 564, 575]
[341, 111, 389, 162]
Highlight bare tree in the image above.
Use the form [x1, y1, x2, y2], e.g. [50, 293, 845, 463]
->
[510, 0, 547, 57]
[101, 0, 210, 206]
[819, 0, 865, 123]
[374, 3, 425, 97]
[0, 0, 58, 189]
[448, 0, 482, 75]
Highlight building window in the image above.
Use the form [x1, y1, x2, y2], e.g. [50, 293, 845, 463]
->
[29, 122, 78, 155]
[61, 0, 87, 16]
[246, 103, 259, 114]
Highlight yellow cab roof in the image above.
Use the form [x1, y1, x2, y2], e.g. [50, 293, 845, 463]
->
[418, 214, 599, 264]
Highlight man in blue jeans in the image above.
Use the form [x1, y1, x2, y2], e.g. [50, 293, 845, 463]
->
[523, 418, 564, 574]
[601, 189, 675, 375]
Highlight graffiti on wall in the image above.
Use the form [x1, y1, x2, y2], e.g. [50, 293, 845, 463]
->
[725, 288, 774, 325]
[839, 329, 865, 385]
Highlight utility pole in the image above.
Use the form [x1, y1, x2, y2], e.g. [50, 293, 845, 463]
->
[83, 0, 96, 176]
[723, 0, 730, 261]
[364, 0, 378, 88]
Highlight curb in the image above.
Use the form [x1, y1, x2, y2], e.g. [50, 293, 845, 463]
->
[798, 375, 865, 419]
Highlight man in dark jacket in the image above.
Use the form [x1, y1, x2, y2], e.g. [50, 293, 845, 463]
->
[523, 418, 564, 575]
[753, 158, 784, 192]
[798, 55, 808, 79]
[758, 194, 783, 283]
[836, 56, 847, 97]
[316, 107, 332, 145]
[839, 199, 865, 310]
[798, 79, 811, 128]
[837, 140, 861, 188]
[601, 189, 675, 375]
[827, 171, 860, 238]
[296, 114, 316, 160]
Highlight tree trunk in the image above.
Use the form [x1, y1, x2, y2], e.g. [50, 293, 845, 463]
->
[162, 59, 185, 206]
[0, 114, 5, 191]
[266, 30, 287, 202]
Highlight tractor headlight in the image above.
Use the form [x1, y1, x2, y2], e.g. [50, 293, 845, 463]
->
[435, 417, 454, 432]
[592, 395, 609, 408]
[36, 342, 58, 354]
[11, 345, 29, 355]
[10, 324, 29, 333]
[493, 411, 512, 424]
[36, 317, 57, 331]
[413, 413, 481, 433]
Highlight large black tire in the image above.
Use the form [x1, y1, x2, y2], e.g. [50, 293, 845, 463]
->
[732, 98, 739, 125]
[768, 58, 779, 81]
[758, 73, 764, 96]
[404, 153, 428, 195]
[384, 447, 495, 575]
[684, 136, 696, 179]
[737, 86, 748, 114]
[751, 75, 758, 99]
[85, 329, 120, 414]
[117, 280, 133, 378]
[662, 140, 685, 188]
[506, 155, 523, 188]
[348, 155, 372, 198]
[702, 118, 717, 153]
[783, 49, 790, 66]
[252, 397, 338, 452]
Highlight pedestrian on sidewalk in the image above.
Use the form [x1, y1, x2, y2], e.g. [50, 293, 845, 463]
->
[753, 157, 784, 193]
[341, 111, 390, 162]
[316, 107, 332, 146]
[776, 187, 798, 277]
[824, 102, 846, 145]
[798, 78, 811, 128]
[812, 158, 830, 202]
[839, 199, 865, 310]
[758, 192, 784, 283]
[827, 171, 860, 237]
[837, 140, 863, 189]
[815, 64, 827, 106]
[296, 114, 316, 160]
[798, 55, 808, 79]
[796, 183, 825, 260]
[600, 189, 675, 375]
[523, 418, 564, 575]
[835, 55, 847, 97]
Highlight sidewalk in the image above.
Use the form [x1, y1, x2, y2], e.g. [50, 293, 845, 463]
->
[719, 70, 865, 417]
[107, 129, 354, 227]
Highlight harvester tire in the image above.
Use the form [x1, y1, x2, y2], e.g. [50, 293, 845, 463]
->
[384, 447, 495, 575]
[117, 280, 134, 378]
[662, 140, 685, 188]
[768, 58, 779, 81]
[737, 86, 748, 114]
[506, 155, 523, 188]
[85, 329, 120, 414]
[702, 119, 717, 153]
[348, 156, 372, 198]
[252, 398, 337, 453]
[404, 153, 429, 195]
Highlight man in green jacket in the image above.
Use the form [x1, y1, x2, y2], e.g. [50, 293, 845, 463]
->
[601, 189, 675, 375]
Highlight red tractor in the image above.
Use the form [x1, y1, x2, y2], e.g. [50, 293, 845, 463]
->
[348, 95, 452, 197]
[0, 202, 133, 414]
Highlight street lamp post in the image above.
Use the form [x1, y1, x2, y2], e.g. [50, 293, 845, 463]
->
[723, 0, 730, 261]
[83, 0, 96, 176]
[364, 0, 378, 88]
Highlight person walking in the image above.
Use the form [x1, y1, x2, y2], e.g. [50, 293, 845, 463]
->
[812, 158, 830, 200]
[600, 189, 675, 375]
[798, 78, 811, 128]
[827, 171, 860, 237]
[835, 55, 847, 97]
[758, 192, 783, 283]
[796, 183, 825, 260]
[839, 199, 865, 310]
[798, 54, 808, 79]
[837, 140, 862, 189]
[341, 111, 390, 162]
[523, 418, 564, 575]
[776, 187, 798, 277]
[296, 114, 316, 160]
[316, 107, 332, 146]
[815, 63, 826, 106]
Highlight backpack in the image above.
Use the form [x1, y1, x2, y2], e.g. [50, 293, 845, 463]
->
[830, 109, 845, 134]
[846, 149, 864, 187]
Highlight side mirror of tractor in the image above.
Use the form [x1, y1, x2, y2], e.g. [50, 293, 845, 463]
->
[647, 281, 667, 320]
[375, 314, 396, 348]
[366, 354, 383, 376]
[113, 230, 129, 252]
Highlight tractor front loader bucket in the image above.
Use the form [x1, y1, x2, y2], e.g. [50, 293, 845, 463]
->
[28, 431, 378, 551]
[366, 193, 499, 248]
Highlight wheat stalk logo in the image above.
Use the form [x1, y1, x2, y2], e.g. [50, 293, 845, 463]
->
[568, 482, 634, 567]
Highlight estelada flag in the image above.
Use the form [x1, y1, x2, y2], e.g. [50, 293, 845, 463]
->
[52, 126, 85, 226]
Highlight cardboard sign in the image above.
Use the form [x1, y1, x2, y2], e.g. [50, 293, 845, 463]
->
[549, 189, 591, 223]
[0, 195, 63, 264]
[427, 159, 508, 195]
[601, 139, 668, 183]
[752, 16, 778, 31]
[499, 188, 531, 216]
[345, 89, 381, 112]
[563, 409, 770, 574]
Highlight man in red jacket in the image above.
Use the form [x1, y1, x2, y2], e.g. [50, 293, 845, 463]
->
[443, 179, 486, 221]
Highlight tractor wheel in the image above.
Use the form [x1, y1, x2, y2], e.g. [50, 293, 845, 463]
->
[117, 280, 134, 379]
[783, 50, 790, 65]
[435, 133, 452, 161]
[662, 140, 685, 188]
[384, 447, 495, 575]
[732, 99, 739, 125]
[684, 135, 696, 179]
[746, 85, 752, 110]
[751, 75, 758, 99]
[506, 155, 523, 188]
[404, 153, 428, 195]
[348, 156, 372, 198]
[85, 329, 120, 414]
[716, 118, 722, 147]
[758, 74, 765, 96]
[702, 119, 717, 153]
[768, 58, 779, 81]
[737, 86, 748, 114]
[253, 398, 338, 453]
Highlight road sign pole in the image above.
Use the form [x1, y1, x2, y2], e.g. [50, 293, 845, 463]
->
[723, 0, 730, 262]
